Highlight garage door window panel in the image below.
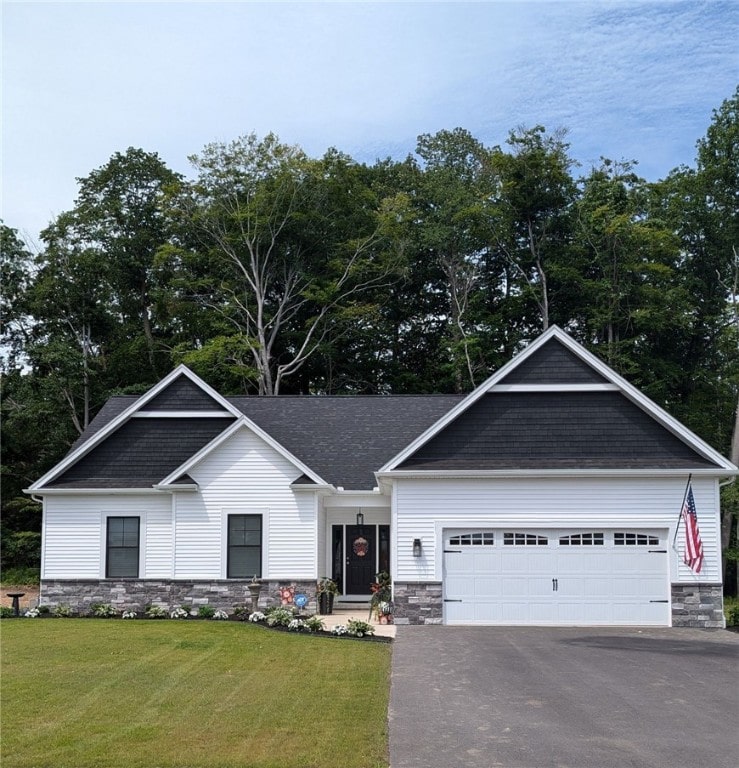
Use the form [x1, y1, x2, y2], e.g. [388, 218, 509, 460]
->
[504, 532, 548, 546]
[449, 532, 495, 546]
[559, 533, 604, 546]
[614, 532, 659, 546]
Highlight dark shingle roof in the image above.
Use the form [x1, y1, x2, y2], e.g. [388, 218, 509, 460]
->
[499, 338, 609, 384]
[44, 341, 722, 491]
[141, 375, 225, 411]
[52, 394, 464, 490]
[398, 392, 717, 470]
[229, 395, 464, 488]
[49, 418, 235, 488]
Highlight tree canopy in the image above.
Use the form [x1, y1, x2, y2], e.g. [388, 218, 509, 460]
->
[2, 88, 737, 587]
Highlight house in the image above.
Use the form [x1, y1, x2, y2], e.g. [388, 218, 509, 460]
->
[27, 326, 737, 627]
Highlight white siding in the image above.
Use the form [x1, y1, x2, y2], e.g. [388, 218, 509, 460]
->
[145, 501, 174, 577]
[174, 426, 318, 579]
[393, 476, 720, 584]
[42, 495, 171, 578]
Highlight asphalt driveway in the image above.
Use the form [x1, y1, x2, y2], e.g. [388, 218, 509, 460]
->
[389, 626, 739, 768]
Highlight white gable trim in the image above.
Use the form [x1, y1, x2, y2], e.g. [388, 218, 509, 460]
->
[379, 325, 736, 473]
[132, 411, 234, 418]
[158, 416, 329, 487]
[28, 365, 242, 491]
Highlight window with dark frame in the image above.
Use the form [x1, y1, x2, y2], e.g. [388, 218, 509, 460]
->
[227, 515, 262, 578]
[106, 516, 140, 578]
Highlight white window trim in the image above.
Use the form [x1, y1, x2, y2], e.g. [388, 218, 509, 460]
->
[100, 511, 146, 579]
[220, 508, 269, 580]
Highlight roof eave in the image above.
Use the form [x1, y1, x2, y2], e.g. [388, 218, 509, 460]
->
[376, 467, 739, 480]
[24, 487, 168, 495]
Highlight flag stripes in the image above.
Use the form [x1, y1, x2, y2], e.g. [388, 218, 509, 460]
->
[681, 483, 704, 574]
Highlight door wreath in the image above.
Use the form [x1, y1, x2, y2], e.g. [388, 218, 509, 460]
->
[352, 536, 369, 557]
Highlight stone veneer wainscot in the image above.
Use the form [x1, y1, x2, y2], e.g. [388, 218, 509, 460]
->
[39, 579, 319, 614]
[670, 584, 725, 628]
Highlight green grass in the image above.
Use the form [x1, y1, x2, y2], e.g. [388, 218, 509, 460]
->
[1, 619, 391, 768]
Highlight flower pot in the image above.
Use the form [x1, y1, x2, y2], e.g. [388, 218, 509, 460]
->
[247, 583, 262, 613]
[318, 592, 334, 615]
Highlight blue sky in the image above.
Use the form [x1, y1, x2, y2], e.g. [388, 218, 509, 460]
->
[3, 0, 737, 247]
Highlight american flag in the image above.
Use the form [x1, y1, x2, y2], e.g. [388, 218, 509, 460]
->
[681, 484, 704, 573]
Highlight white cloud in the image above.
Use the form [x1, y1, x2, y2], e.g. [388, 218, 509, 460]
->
[2, 1, 736, 244]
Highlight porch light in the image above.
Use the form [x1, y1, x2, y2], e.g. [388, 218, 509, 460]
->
[412, 538, 422, 557]
[356, 512, 364, 526]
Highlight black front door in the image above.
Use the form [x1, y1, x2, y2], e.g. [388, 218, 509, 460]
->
[345, 525, 375, 595]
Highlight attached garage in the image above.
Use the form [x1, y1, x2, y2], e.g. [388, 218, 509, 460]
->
[381, 327, 735, 627]
[443, 528, 670, 626]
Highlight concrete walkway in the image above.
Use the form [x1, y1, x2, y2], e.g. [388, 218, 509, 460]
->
[319, 603, 396, 638]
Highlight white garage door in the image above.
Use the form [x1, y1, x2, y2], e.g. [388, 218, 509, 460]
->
[443, 529, 669, 626]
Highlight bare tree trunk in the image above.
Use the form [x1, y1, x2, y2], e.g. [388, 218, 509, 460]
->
[719, 247, 738, 588]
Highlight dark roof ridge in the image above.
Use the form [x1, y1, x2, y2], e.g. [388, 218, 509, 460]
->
[227, 393, 465, 399]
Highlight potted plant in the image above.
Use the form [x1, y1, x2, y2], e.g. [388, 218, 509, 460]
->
[247, 574, 263, 613]
[370, 571, 392, 621]
[316, 577, 339, 615]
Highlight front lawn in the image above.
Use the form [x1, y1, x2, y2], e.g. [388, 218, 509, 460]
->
[1, 619, 390, 768]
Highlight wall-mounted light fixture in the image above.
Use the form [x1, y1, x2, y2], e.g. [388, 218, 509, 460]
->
[412, 538, 422, 557]
[356, 512, 364, 527]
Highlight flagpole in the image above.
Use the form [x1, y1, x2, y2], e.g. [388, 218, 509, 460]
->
[671, 473, 693, 552]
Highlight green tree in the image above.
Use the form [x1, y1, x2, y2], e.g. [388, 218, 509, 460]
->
[165, 134, 401, 395]
[0, 223, 34, 371]
[486, 126, 577, 334]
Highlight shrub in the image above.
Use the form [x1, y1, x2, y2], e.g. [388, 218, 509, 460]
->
[305, 615, 325, 632]
[248, 611, 266, 623]
[0, 606, 15, 618]
[145, 604, 167, 619]
[170, 607, 189, 619]
[212, 610, 229, 620]
[0, 532, 41, 572]
[287, 618, 306, 632]
[37, 605, 51, 615]
[24, 608, 40, 618]
[724, 596, 739, 626]
[91, 603, 117, 618]
[122, 610, 137, 619]
[346, 619, 374, 637]
[232, 605, 250, 620]
[53, 604, 73, 618]
[0, 566, 40, 586]
[197, 605, 216, 619]
[266, 606, 296, 627]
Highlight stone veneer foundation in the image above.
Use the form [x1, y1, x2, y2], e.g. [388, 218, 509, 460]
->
[393, 581, 726, 628]
[670, 584, 725, 628]
[40, 579, 319, 615]
[40, 579, 726, 628]
[392, 581, 443, 625]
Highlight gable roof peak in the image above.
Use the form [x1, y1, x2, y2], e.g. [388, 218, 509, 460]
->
[379, 326, 736, 474]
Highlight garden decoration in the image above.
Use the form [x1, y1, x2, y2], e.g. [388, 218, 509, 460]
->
[279, 585, 295, 605]
[316, 577, 339, 615]
[369, 571, 392, 621]
[294, 593, 308, 614]
[247, 575, 262, 612]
